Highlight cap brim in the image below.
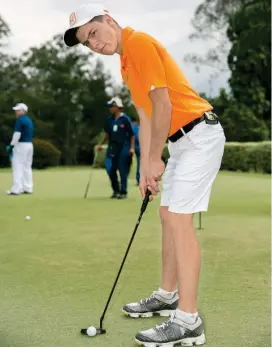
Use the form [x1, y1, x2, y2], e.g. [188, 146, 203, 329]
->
[64, 27, 80, 47]
[106, 103, 115, 107]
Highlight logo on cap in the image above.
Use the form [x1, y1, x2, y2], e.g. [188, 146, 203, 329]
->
[69, 12, 77, 26]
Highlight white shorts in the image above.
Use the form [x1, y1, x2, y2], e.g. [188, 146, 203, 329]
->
[160, 120, 226, 214]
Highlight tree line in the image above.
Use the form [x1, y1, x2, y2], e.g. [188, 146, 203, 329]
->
[0, 0, 270, 167]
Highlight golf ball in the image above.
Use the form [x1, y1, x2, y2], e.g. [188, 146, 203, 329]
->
[25, 216, 31, 220]
[86, 326, 97, 337]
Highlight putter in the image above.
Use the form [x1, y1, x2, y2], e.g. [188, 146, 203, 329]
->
[84, 150, 98, 199]
[81, 189, 152, 337]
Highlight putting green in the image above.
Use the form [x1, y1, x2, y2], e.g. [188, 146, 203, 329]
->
[0, 168, 270, 347]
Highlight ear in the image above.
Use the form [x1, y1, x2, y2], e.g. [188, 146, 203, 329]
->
[104, 14, 114, 26]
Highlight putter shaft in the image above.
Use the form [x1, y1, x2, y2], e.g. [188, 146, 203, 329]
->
[99, 190, 151, 331]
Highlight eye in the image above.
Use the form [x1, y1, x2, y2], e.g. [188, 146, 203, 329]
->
[91, 30, 96, 37]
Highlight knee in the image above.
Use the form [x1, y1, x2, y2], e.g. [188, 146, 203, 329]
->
[159, 206, 171, 226]
[160, 206, 193, 230]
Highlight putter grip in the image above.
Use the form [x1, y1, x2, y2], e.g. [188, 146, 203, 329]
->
[140, 189, 151, 214]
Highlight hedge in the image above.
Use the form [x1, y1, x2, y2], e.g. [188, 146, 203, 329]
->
[32, 138, 61, 169]
[95, 142, 271, 174]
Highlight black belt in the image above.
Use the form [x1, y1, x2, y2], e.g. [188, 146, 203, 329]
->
[168, 115, 205, 143]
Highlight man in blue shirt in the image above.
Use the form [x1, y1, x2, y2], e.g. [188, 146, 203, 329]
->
[97, 97, 135, 199]
[6, 103, 34, 195]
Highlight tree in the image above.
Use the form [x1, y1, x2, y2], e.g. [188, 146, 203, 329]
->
[0, 15, 15, 166]
[221, 103, 269, 141]
[19, 35, 112, 165]
[0, 14, 11, 62]
[184, 0, 245, 73]
[113, 84, 138, 121]
[227, 0, 271, 134]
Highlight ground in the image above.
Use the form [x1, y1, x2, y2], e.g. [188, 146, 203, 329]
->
[0, 167, 270, 347]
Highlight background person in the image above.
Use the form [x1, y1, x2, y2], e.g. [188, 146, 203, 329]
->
[97, 96, 135, 199]
[6, 103, 34, 195]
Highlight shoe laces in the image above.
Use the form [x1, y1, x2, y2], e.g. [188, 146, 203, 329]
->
[139, 291, 158, 304]
[156, 313, 175, 330]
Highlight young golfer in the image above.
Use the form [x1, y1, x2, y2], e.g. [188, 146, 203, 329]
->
[64, 4, 226, 346]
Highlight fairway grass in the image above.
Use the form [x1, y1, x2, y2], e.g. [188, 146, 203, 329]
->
[0, 168, 270, 347]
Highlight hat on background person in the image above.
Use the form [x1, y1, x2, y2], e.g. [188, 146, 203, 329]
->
[106, 96, 124, 108]
[12, 103, 28, 112]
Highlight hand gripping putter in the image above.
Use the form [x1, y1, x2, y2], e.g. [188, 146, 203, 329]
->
[81, 189, 152, 337]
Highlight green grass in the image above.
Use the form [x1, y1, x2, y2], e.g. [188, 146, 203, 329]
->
[0, 167, 270, 347]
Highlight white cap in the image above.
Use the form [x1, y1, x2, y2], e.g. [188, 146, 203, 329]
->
[106, 97, 124, 108]
[12, 103, 28, 112]
[64, 3, 111, 47]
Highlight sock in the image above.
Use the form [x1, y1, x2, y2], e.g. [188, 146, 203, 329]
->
[157, 288, 178, 301]
[175, 308, 198, 325]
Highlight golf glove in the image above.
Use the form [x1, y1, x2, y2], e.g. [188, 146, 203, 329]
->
[5, 145, 14, 160]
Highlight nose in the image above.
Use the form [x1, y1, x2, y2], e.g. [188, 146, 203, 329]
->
[89, 39, 100, 51]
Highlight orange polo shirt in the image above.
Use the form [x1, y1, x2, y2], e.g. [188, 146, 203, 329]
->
[120, 27, 213, 136]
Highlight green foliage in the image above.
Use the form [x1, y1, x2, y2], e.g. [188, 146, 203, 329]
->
[227, 0, 271, 133]
[220, 103, 269, 142]
[32, 138, 61, 169]
[93, 146, 107, 168]
[221, 142, 271, 174]
[162, 142, 271, 174]
[184, 0, 245, 72]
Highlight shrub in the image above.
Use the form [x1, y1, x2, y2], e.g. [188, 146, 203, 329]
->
[221, 142, 271, 174]
[93, 146, 107, 168]
[92, 142, 271, 174]
[33, 138, 61, 169]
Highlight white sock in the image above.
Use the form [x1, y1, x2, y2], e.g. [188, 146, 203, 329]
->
[157, 288, 178, 300]
[175, 308, 198, 325]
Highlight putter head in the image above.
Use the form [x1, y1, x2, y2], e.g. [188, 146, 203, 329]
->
[80, 328, 106, 335]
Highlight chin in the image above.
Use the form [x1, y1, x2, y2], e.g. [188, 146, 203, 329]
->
[101, 48, 116, 56]
[99, 51, 115, 56]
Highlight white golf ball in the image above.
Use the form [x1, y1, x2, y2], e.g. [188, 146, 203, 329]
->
[25, 216, 31, 220]
[86, 326, 97, 337]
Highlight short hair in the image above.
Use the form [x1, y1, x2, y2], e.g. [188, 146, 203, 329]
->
[90, 15, 119, 26]
[90, 15, 104, 23]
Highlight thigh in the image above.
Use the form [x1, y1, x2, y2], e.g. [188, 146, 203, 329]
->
[168, 122, 226, 214]
[13, 144, 26, 166]
[160, 155, 176, 207]
[25, 144, 33, 166]
[105, 157, 112, 175]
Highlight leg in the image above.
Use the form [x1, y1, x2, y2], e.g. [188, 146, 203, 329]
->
[166, 123, 225, 313]
[135, 121, 225, 346]
[122, 156, 179, 318]
[167, 212, 200, 313]
[23, 144, 34, 193]
[159, 156, 178, 292]
[10, 144, 25, 194]
[118, 148, 129, 196]
[105, 156, 120, 195]
[160, 206, 178, 292]
[135, 147, 140, 185]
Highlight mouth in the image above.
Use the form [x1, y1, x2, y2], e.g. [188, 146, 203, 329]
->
[100, 44, 106, 53]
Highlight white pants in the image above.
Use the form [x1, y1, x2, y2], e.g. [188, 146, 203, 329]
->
[11, 143, 34, 194]
[161, 121, 226, 214]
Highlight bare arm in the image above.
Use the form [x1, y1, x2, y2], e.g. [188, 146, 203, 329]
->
[130, 135, 135, 151]
[137, 107, 151, 169]
[149, 88, 172, 161]
[99, 133, 109, 146]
